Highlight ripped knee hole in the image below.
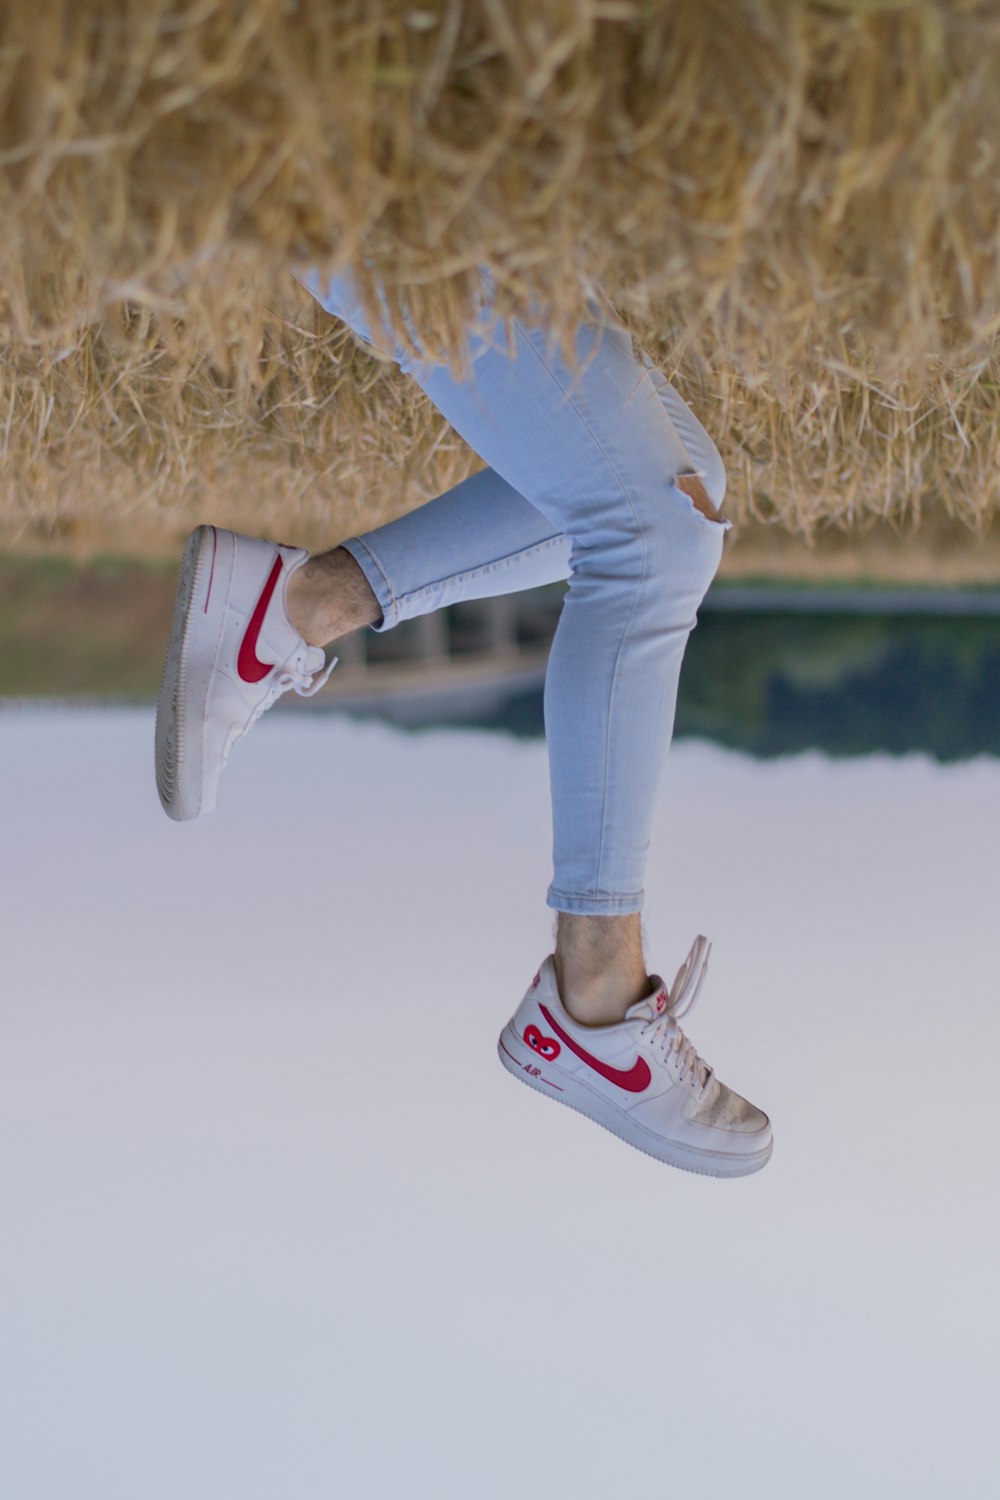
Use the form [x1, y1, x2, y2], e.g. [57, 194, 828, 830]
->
[676, 473, 724, 524]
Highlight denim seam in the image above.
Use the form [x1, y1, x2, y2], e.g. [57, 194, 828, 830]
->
[511, 315, 646, 898]
[393, 534, 566, 614]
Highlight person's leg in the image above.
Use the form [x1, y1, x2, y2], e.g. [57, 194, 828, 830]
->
[286, 391, 724, 651]
[298, 269, 728, 1024]
[292, 268, 726, 649]
[154, 267, 769, 1173]
[286, 464, 571, 646]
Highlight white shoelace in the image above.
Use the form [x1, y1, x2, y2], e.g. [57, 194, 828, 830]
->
[240, 652, 339, 740]
[642, 934, 713, 1090]
[274, 654, 339, 700]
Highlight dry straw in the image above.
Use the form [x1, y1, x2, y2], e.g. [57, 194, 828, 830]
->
[2, 0, 1000, 559]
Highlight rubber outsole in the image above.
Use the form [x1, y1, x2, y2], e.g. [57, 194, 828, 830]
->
[497, 1022, 773, 1179]
[155, 525, 214, 822]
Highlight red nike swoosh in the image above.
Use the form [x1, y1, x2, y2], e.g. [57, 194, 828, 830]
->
[538, 1003, 651, 1093]
[237, 555, 283, 683]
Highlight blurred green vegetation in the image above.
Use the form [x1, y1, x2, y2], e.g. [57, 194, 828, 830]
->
[466, 606, 1000, 760]
[3, 557, 999, 761]
[677, 613, 1000, 760]
[0, 555, 175, 698]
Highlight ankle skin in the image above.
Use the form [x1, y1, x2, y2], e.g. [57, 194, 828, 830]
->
[553, 913, 648, 1026]
[286, 547, 381, 646]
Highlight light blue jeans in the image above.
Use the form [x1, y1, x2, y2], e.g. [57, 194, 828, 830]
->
[298, 268, 729, 915]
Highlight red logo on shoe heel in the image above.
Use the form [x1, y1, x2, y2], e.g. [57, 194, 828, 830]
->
[524, 1024, 560, 1060]
[237, 555, 283, 682]
[499, 1033, 564, 1091]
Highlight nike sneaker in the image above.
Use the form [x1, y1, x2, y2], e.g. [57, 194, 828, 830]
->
[155, 525, 336, 821]
[498, 936, 772, 1177]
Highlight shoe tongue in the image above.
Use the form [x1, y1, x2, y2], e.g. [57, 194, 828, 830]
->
[301, 644, 327, 674]
[626, 976, 670, 1023]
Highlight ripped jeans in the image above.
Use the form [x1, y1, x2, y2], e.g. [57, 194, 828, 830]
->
[298, 268, 729, 915]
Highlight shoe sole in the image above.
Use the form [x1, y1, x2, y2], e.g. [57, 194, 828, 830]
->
[498, 1021, 773, 1179]
[155, 525, 228, 821]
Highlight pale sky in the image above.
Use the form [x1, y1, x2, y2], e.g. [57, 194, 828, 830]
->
[1, 708, 997, 1498]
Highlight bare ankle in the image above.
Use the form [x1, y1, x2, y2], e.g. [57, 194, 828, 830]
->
[286, 546, 382, 647]
[553, 912, 649, 1026]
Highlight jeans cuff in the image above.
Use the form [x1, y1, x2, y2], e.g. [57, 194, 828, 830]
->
[339, 536, 397, 632]
[546, 886, 644, 916]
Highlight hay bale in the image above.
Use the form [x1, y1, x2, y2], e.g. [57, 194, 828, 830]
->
[2, 0, 1000, 554]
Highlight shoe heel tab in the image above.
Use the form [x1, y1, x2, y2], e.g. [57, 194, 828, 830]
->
[533, 954, 570, 1013]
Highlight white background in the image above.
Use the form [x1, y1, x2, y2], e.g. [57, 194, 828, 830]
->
[1, 709, 997, 1499]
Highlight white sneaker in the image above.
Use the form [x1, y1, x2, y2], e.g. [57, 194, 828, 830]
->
[155, 525, 336, 820]
[498, 936, 772, 1178]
